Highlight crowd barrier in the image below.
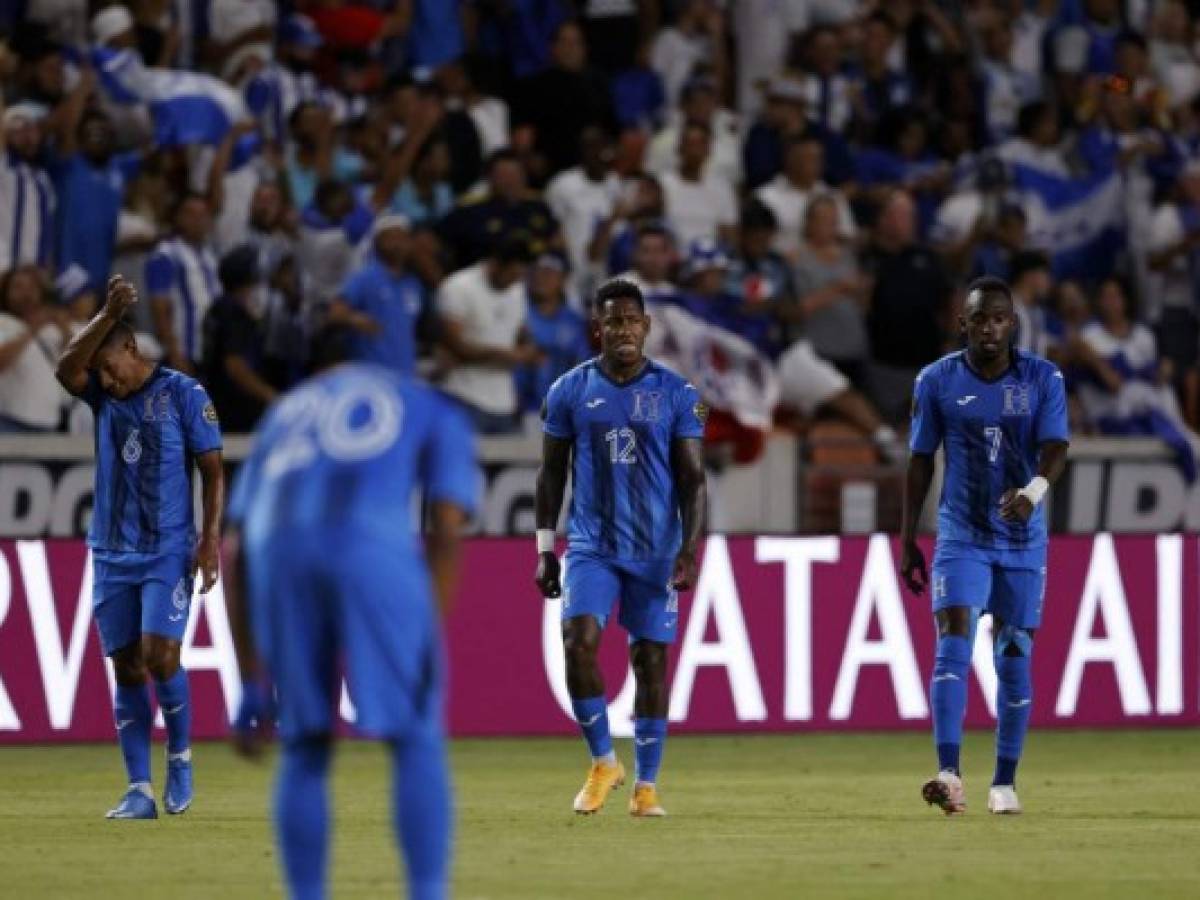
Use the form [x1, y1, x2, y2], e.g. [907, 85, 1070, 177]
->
[0, 535, 1195, 743]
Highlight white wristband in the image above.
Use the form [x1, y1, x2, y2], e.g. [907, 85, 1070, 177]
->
[536, 529, 556, 554]
[1017, 476, 1049, 506]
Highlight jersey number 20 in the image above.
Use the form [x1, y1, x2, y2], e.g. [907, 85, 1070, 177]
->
[264, 383, 403, 477]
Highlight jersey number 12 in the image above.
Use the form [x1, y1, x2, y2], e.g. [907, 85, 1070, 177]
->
[605, 427, 637, 464]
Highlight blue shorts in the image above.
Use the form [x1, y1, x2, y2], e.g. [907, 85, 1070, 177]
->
[246, 533, 442, 742]
[92, 552, 194, 655]
[930, 541, 1047, 629]
[562, 551, 678, 644]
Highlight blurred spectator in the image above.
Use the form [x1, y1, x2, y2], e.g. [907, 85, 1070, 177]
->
[513, 20, 616, 179]
[1149, 1, 1200, 109]
[404, 0, 466, 72]
[660, 121, 738, 251]
[623, 222, 681, 307]
[517, 252, 589, 413]
[652, 0, 727, 108]
[476, 0, 571, 81]
[589, 173, 665, 281]
[732, 0, 811, 117]
[438, 56, 511, 157]
[1010, 250, 1055, 356]
[970, 203, 1028, 280]
[978, 13, 1043, 143]
[610, 39, 667, 132]
[436, 235, 541, 433]
[792, 195, 872, 385]
[994, 100, 1071, 177]
[329, 215, 426, 375]
[755, 135, 855, 263]
[742, 76, 854, 190]
[438, 149, 559, 268]
[146, 193, 221, 373]
[202, 245, 276, 433]
[799, 26, 853, 133]
[389, 134, 456, 225]
[0, 101, 55, 274]
[54, 109, 141, 294]
[1148, 162, 1200, 381]
[259, 254, 311, 392]
[646, 74, 741, 188]
[577, 0, 643, 76]
[862, 189, 952, 424]
[848, 11, 912, 141]
[0, 267, 69, 433]
[240, 181, 296, 282]
[726, 201, 796, 329]
[285, 102, 342, 211]
[545, 127, 621, 298]
[297, 178, 376, 308]
[855, 108, 952, 238]
[1077, 275, 1200, 479]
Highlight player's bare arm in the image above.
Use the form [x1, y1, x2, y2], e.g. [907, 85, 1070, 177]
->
[193, 450, 224, 593]
[670, 436, 707, 591]
[900, 452, 936, 594]
[223, 527, 267, 758]
[998, 439, 1070, 523]
[426, 500, 470, 615]
[534, 433, 572, 599]
[55, 274, 138, 396]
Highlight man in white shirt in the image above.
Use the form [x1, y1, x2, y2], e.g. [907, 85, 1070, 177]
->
[437, 236, 542, 433]
[650, 0, 724, 107]
[755, 135, 854, 261]
[645, 75, 742, 187]
[545, 126, 622, 298]
[660, 121, 738, 251]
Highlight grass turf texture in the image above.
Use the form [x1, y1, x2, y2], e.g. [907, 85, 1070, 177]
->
[0, 731, 1197, 899]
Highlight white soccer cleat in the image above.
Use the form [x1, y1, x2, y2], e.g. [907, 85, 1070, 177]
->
[987, 785, 1022, 815]
[921, 770, 966, 816]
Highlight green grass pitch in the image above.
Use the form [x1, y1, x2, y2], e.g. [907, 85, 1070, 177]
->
[0, 731, 1197, 899]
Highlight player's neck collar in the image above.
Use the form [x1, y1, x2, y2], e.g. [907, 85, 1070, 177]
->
[595, 356, 652, 387]
[961, 348, 1017, 383]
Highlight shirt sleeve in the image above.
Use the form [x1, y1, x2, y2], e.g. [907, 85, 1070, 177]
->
[671, 380, 707, 439]
[436, 277, 468, 322]
[181, 381, 224, 453]
[339, 269, 367, 311]
[908, 368, 943, 454]
[421, 399, 480, 517]
[541, 373, 575, 439]
[1035, 364, 1070, 444]
[144, 251, 175, 296]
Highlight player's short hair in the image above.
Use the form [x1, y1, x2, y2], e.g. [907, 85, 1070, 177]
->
[594, 277, 645, 313]
[98, 318, 136, 354]
[965, 275, 1013, 307]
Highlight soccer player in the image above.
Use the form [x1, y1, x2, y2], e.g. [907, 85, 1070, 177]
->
[534, 277, 708, 817]
[900, 276, 1069, 816]
[224, 355, 478, 900]
[55, 275, 224, 819]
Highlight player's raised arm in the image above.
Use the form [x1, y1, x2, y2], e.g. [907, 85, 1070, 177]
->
[534, 433, 572, 598]
[670, 437, 707, 591]
[55, 275, 137, 396]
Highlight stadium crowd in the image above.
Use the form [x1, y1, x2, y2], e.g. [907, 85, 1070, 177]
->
[3, 0, 1200, 472]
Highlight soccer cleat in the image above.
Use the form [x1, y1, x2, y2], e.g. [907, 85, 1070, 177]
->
[628, 784, 667, 818]
[572, 760, 625, 814]
[106, 786, 158, 820]
[164, 758, 193, 815]
[921, 770, 966, 816]
[987, 785, 1022, 815]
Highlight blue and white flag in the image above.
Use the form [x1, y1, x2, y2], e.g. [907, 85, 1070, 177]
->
[92, 47, 247, 147]
[1011, 162, 1125, 281]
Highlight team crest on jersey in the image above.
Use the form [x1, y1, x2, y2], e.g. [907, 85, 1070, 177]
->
[203, 403, 219, 424]
[631, 390, 663, 422]
[143, 390, 171, 422]
[1002, 382, 1031, 416]
[693, 401, 709, 424]
[122, 428, 142, 464]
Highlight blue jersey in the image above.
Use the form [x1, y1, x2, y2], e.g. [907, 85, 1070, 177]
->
[226, 364, 480, 554]
[339, 258, 425, 376]
[910, 349, 1069, 549]
[85, 365, 223, 557]
[543, 358, 705, 561]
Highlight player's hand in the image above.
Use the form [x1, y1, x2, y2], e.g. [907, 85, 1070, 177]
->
[535, 551, 562, 598]
[998, 488, 1035, 523]
[671, 549, 698, 592]
[900, 540, 928, 595]
[231, 679, 271, 760]
[103, 275, 138, 318]
[193, 535, 220, 593]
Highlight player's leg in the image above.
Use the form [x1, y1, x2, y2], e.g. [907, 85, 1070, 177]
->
[560, 553, 625, 813]
[140, 556, 195, 814]
[389, 716, 452, 900]
[93, 558, 157, 819]
[275, 734, 334, 900]
[923, 548, 989, 815]
[618, 558, 678, 817]
[986, 558, 1045, 815]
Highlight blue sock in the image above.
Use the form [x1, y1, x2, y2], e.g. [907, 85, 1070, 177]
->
[634, 717, 668, 785]
[114, 682, 152, 786]
[994, 633, 1033, 786]
[275, 738, 332, 900]
[392, 731, 452, 900]
[570, 696, 613, 760]
[930, 633, 972, 774]
[153, 668, 191, 756]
